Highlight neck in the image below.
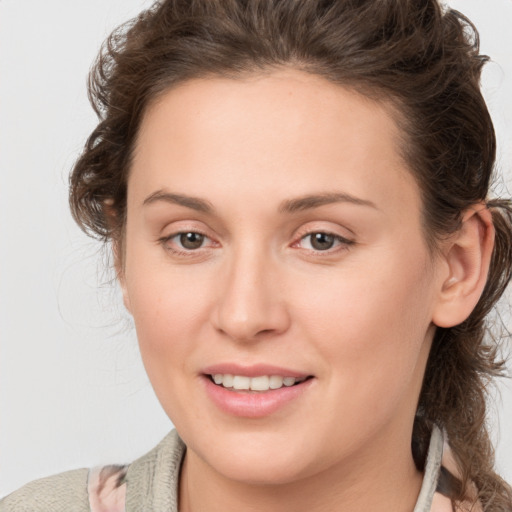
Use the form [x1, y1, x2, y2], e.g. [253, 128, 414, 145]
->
[178, 426, 424, 512]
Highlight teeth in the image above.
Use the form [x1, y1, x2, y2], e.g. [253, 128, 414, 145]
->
[232, 376, 250, 390]
[211, 374, 306, 391]
[222, 374, 234, 388]
[250, 376, 269, 391]
[269, 375, 284, 389]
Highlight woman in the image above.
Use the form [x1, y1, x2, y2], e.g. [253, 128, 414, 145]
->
[1, 0, 511, 511]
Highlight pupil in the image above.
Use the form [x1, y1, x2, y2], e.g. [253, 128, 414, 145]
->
[311, 233, 334, 250]
[180, 232, 204, 249]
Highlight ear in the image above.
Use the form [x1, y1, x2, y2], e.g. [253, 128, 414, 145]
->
[113, 239, 132, 314]
[102, 197, 131, 313]
[105, 198, 132, 314]
[432, 205, 495, 328]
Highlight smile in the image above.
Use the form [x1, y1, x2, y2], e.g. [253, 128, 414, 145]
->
[210, 374, 309, 391]
[203, 371, 314, 418]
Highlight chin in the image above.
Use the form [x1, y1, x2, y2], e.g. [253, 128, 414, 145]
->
[210, 448, 314, 485]
[181, 424, 319, 485]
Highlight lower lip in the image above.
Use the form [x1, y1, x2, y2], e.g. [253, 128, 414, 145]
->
[202, 376, 313, 418]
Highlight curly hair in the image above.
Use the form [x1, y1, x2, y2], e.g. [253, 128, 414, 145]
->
[69, 1, 512, 509]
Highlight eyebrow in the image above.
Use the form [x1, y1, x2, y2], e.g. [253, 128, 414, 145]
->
[142, 190, 377, 213]
[278, 192, 378, 213]
[143, 191, 214, 213]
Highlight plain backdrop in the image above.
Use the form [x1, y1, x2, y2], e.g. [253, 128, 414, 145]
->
[1, 0, 511, 497]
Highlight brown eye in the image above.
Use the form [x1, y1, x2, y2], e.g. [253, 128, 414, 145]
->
[309, 232, 336, 251]
[179, 232, 205, 249]
[296, 231, 353, 253]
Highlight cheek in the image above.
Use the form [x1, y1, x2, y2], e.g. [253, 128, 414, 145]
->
[124, 267, 209, 425]
[123, 254, 209, 375]
[299, 254, 431, 333]
[293, 244, 435, 396]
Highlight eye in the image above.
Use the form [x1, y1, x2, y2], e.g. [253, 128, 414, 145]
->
[159, 231, 214, 253]
[298, 232, 353, 252]
[176, 232, 206, 250]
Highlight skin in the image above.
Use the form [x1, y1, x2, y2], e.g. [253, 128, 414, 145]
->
[118, 69, 494, 512]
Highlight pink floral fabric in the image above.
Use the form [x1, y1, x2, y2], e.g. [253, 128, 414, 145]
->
[88, 465, 128, 512]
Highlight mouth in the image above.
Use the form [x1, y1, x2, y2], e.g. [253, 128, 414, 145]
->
[202, 368, 315, 417]
[207, 374, 312, 392]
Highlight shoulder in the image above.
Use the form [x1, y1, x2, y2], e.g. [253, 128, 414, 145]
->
[87, 430, 185, 512]
[88, 430, 185, 512]
[125, 429, 185, 511]
[430, 431, 483, 512]
[0, 468, 89, 512]
[0, 430, 185, 512]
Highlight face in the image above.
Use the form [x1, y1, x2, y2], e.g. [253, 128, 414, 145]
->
[121, 69, 442, 485]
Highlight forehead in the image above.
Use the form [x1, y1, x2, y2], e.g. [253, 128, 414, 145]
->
[130, 69, 419, 219]
[137, 69, 403, 162]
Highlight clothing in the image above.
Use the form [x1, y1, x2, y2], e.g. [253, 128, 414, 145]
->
[0, 426, 470, 512]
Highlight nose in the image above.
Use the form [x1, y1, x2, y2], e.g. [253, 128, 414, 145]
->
[211, 247, 291, 342]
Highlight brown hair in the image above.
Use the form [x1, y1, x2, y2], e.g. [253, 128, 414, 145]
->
[69, 0, 512, 509]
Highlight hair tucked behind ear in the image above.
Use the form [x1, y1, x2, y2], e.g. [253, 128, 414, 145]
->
[414, 199, 512, 508]
[69, 1, 512, 508]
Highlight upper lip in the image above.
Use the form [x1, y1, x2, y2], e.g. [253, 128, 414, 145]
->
[202, 363, 311, 379]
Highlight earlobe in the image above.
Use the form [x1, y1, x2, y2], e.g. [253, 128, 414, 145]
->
[112, 240, 132, 314]
[432, 205, 495, 328]
[103, 200, 132, 313]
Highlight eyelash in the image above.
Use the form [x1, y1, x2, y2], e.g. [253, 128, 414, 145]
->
[294, 232, 355, 254]
[158, 231, 215, 257]
[158, 230, 355, 257]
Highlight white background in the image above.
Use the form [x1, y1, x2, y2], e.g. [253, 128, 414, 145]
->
[1, 0, 511, 497]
